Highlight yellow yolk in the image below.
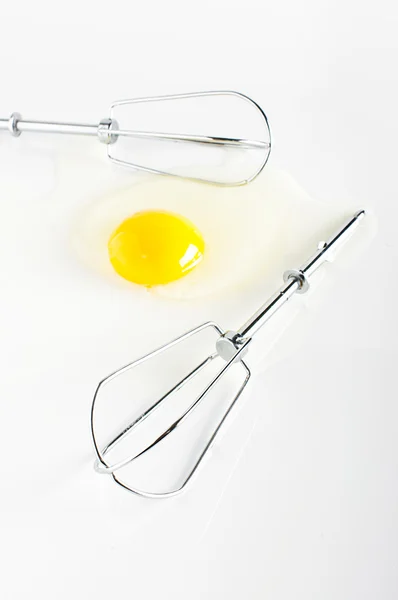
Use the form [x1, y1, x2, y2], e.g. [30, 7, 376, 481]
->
[108, 210, 205, 286]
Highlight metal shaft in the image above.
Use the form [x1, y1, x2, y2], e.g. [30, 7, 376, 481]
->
[0, 118, 98, 137]
[237, 210, 366, 339]
[0, 113, 119, 144]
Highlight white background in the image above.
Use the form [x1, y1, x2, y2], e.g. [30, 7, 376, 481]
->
[0, 1, 397, 599]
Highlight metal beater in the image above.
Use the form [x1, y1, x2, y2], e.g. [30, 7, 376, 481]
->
[91, 210, 366, 498]
[0, 91, 271, 185]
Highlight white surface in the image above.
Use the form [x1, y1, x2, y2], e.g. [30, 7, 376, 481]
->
[0, 2, 397, 599]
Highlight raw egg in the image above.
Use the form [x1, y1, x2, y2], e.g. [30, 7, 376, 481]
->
[73, 167, 351, 300]
[108, 210, 205, 286]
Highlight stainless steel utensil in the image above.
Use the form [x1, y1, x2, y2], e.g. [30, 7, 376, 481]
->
[91, 210, 366, 498]
[0, 91, 271, 185]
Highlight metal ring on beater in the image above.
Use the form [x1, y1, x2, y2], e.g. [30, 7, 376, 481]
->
[283, 269, 310, 293]
[8, 112, 22, 137]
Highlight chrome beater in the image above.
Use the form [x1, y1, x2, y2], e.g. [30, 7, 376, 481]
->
[0, 91, 271, 185]
[91, 210, 366, 498]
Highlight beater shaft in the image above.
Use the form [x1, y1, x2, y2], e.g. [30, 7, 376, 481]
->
[236, 209, 366, 339]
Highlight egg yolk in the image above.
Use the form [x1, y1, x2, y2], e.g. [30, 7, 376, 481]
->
[108, 210, 205, 286]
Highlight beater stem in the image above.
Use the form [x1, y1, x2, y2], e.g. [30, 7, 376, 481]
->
[237, 277, 300, 339]
[237, 210, 366, 339]
[3, 119, 99, 137]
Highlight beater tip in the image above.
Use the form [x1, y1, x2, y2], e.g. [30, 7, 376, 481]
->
[354, 209, 366, 220]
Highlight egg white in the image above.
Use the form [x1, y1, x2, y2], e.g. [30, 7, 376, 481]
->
[73, 170, 324, 299]
[72, 166, 362, 300]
